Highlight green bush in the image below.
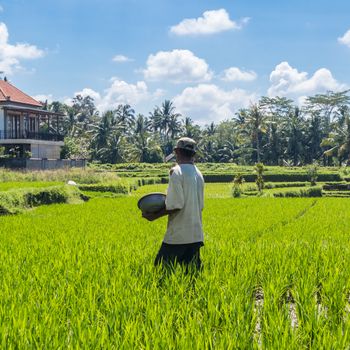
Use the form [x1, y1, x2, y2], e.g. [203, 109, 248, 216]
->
[272, 186, 323, 198]
[141, 178, 163, 186]
[244, 191, 258, 196]
[307, 164, 319, 186]
[323, 183, 350, 191]
[264, 182, 309, 189]
[203, 173, 342, 183]
[78, 182, 129, 194]
[203, 174, 235, 182]
[232, 185, 241, 198]
[0, 191, 25, 214]
[25, 188, 72, 207]
[324, 191, 350, 197]
[133, 171, 342, 185]
[0, 185, 88, 215]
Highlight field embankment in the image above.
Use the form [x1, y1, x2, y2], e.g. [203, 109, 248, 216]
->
[0, 169, 130, 214]
[0, 185, 88, 214]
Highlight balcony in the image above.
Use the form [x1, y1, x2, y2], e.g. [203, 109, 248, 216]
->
[0, 130, 64, 142]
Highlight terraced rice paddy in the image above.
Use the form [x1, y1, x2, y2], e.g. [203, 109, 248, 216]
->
[1, 184, 350, 348]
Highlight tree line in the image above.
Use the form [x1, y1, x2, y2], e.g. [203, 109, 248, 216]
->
[44, 90, 350, 166]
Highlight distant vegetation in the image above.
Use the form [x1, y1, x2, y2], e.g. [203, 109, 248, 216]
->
[0, 165, 348, 217]
[37, 90, 350, 166]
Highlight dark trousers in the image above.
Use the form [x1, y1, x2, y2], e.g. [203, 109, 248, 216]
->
[154, 242, 203, 271]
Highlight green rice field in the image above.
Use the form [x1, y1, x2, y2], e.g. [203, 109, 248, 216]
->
[1, 183, 350, 348]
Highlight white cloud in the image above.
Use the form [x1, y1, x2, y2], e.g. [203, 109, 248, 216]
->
[74, 79, 160, 113]
[61, 90, 101, 107]
[222, 67, 257, 82]
[100, 79, 149, 110]
[63, 97, 73, 106]
[0, 22, 44, 75]
[33, 94, 54, 103]
[268, 62, 347, 100]
[173, 84, 256, 124]
[153, 88, 166, 99]
[112, 54, 133, 63]
[143, 49, 212, 83]
[338, 29, 350, 48]
[74, 88, 101, 102]
[170, 9, 249, 36]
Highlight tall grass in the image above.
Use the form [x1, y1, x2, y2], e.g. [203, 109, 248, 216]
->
[1, 189, 350, 347]
[0, 168, 119, 184]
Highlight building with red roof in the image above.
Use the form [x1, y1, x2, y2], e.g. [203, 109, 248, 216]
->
[0, 80, 43, 107]
[0, 79, 65, 162]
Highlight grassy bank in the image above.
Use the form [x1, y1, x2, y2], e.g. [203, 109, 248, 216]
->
[0, 185, 88, 214]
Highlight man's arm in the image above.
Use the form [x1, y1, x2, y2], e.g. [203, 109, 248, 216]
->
[142, 165, 183, 222]
[142, 208, 180, 221]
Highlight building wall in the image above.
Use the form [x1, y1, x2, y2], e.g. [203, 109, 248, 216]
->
[0, 158, 86, 170]
[30, 143, 61, 159]
[0, 108, 4, 131]
[25, 159, 86, 170]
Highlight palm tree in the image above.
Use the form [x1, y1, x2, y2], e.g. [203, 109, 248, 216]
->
[151, 100, 180, 137]
[203, 122, 216, 137]
[127, 114, 163, 162]
[168, 114, 182, 140]
[89, 111, 116, 160]
[198, 139, 218, 162]
[132, 114, 151, 162]
[134, 114, 151, 134]
[97, 133, 124, 163]
[238, 104, 268, 163]
[283, 107, 305, 166]
[150, 100, 181, 155]
[182, 117, 201, 140]
[322, 116, 350, 165]
[183, 117, 193, 137]
[217, 141, 239, 163]
[304, 113, 323, 163]
[258, 97, 294, 165]
[63, 106, 81, 137]
[71, 95, 99, 132]
[115, 104, 135, 133]
[305, 90, 350, 124]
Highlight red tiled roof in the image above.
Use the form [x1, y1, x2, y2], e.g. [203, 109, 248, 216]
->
[0, 80, 42, 107]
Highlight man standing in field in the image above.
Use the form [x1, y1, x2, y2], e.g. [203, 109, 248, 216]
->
[142, 137, 204, 271]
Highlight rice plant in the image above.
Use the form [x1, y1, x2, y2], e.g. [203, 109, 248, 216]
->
[0, 184, 350, 348]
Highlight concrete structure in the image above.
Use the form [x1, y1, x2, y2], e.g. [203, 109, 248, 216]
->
[0, 79, 65, 160]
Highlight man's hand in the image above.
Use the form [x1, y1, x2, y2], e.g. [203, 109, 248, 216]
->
[141, 207, 180, 221]
[142, 211, 160, 221]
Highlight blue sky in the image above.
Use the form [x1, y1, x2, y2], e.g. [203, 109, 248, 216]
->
[1, 0, 349, 124]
